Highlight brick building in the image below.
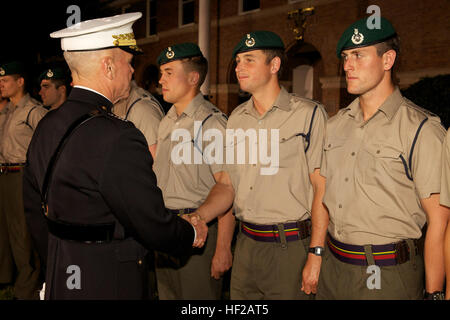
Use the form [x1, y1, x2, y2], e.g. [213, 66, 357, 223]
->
[106, 0, 450, 116]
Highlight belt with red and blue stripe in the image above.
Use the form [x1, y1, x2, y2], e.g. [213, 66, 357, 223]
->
[327, 235, 418, 266]
[241, 219, 311, 243]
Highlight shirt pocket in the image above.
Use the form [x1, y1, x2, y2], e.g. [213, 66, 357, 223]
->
[323, 137, 346, 178]
[361, 143, 406, 186]
[278, 129, 306, 168]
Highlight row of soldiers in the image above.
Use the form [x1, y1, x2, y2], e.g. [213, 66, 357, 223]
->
[0, 11, 449, 300]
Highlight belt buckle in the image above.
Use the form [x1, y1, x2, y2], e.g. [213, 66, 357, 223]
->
[394, 241, 410, 264]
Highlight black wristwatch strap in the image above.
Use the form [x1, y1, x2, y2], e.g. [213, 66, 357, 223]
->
[423, 291, 445, 300]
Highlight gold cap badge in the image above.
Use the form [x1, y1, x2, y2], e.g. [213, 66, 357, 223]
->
[166, 47, 175, 59]
[245, 34, 255, 47]
[351, 28, 364, 45]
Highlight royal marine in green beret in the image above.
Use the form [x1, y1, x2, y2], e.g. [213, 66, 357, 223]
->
[232, 30, 285, 58]
[336, 17, 397, 58]
[0, 61, 26, 77]
[38, 68, 68, 82]
[157, 42, 203, 66]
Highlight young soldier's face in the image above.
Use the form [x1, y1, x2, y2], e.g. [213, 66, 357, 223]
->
[235, 50, 273, 94]
[39, 80, 61, 107]
[159, 60, 191, 105]
[341, 46, 386, 96]
[0, 75, 22, 99]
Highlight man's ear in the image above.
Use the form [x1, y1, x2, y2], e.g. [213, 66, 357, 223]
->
[16, 76, 25, 88]
[101, 55, 114, 80]
[382, 49, 396, 71]
[188, 71, 200, 87]
[269, 56, 281, 75]
[58, 85, 67, 96]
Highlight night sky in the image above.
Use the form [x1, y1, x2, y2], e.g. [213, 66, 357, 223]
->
[1, 1, 114, 67]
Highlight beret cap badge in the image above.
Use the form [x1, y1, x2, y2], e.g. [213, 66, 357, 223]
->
[166, 47, 175, 59]
[0, 68, 4, 76]
[351, 28, 364, 45]
[46, 70, 54, 78]
[245, 34, 256, 47]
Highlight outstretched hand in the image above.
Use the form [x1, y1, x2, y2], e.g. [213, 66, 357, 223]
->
[182, 213, 208, 248]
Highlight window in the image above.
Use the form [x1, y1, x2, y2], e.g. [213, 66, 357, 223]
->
[239, 0, 260, 14]
[179, 0, 195, 27]
[147, 0, 157, 36]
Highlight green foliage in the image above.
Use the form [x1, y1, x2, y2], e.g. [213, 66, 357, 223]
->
[401, 74, 450, 129]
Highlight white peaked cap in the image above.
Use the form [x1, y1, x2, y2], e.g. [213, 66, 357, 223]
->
[50, 12, 143, 54]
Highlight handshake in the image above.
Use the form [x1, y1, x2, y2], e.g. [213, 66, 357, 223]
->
[181, 212, 208, 248]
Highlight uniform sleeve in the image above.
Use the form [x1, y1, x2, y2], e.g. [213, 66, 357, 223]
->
[99, 127, 195, 256]
[411, 120, 446, 199]
[440, 130, 450, 207]
[202, 113, 227, 175]
[305, 104, 328, 174]
[23, 140, 49, 276]
[28, 106, 48, 130]
[127, 100, 163, 147]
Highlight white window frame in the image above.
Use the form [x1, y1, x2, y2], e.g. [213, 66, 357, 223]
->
[179, 0, 195, 28]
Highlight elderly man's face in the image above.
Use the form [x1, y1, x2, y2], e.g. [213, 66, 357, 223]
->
[112, 49, 134, 103]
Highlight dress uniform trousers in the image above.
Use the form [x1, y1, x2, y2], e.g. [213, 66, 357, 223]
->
[316, 235, 424, 300]
[155, 221, 222, 300]
[0, 167, 40, 299]
[230, 220, 312, 300]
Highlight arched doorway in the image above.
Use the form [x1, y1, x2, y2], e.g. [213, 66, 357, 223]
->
[284, 41, 322, 102]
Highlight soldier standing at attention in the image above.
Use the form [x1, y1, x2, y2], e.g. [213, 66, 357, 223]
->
[153, 43, 235, 300]
[191, 31, 329, 299]
[112, 80, 164, 160]
[0, 61, 47, 299]
[23, 13, 207, 300]
[316, 17, 448, 300]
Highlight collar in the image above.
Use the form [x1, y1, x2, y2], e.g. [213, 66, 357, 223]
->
[343, 87, 402, 122]
[68, 87, 114, 112]
[237, 86, 291, 116]
[167, 93, 205, 120]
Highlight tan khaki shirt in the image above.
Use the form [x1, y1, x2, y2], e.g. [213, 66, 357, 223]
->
[0, 94, 47, 163]
[154, 93, 227, 209]
[441, 129, 450, 207]
[112, 81, 164, 147]
[225, 87, 328, 225]
[322, 88, 446, 245]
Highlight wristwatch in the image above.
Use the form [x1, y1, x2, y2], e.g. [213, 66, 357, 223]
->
[308, 246, 325, 256]
[423, 291, 445, 300]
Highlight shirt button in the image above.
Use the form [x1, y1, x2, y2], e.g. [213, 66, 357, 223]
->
[376, 150, 381, 154]
[138, 260, 142, 265]
[338, 204, 342, 209]
[328, 144, 332, 148]
[351, 152, 355, 156]
[345, 178, 349, 182]
[250, 186, 253, 190]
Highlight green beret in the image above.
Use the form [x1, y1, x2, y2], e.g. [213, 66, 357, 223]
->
[232, 31, 285, 58]
[157, 42, 203, 66]
[0, 61, 26, 77]
[336, 17, 397, 58]
[39, 68, 68, 82]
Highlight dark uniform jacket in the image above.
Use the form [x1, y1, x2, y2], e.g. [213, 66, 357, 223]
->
[23, 88, 194, 299]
